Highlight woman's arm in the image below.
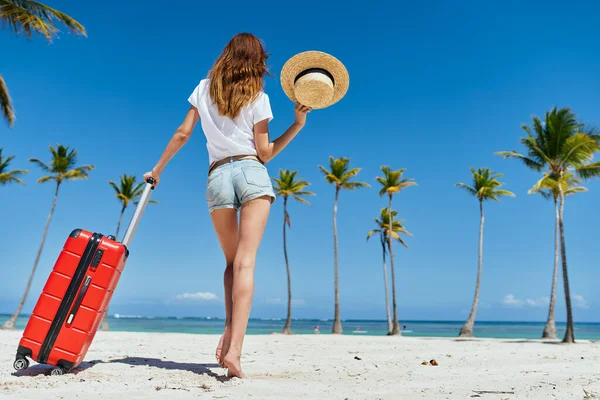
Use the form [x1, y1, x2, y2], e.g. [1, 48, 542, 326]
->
[254, 103, 311, 163]
[144, 105, 199, 186]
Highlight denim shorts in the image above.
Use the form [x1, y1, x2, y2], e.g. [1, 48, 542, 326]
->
[206, 159, 276, 213]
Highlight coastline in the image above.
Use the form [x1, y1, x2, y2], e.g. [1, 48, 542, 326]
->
[1, 330, 599, 399]
[2, 314, 599, 339]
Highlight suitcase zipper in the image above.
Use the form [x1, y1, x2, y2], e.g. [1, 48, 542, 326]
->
[38, 233, 103, 365]
[66, 275, 92, 325]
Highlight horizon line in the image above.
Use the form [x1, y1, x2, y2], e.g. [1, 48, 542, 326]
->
[1, 313, 597, 324]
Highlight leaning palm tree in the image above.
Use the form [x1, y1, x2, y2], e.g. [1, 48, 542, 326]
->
[529, 172, 586, 339]
[456, 167, 514, 338]
[109, 174, 159, 241]
[272, 169, 315, 334]
[1, 144, 94, 329]
[319, 156, 369, 334]
[375, 166, 416, 335]
[0, 148, 28, 184]
[367, 208, 411, 335]
[0, 0, 87, 126]
[100, 174, 158, 331]
[497, 107, 600, 343]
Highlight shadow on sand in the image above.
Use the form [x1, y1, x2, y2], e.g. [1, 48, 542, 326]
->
[12, 358, 226, 380]
[106, 357, 224, 378]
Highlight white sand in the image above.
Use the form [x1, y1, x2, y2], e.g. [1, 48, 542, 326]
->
[1, 330, 599, 399]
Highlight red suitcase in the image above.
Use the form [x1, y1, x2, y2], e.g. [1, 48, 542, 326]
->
[13, 177, 155, 375]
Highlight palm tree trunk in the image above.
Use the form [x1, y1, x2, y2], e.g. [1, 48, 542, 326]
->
[542, 198, 559, 339]
[282, 197, 293, 334]
[332, 187, 342, 334]
[2, 182, 61, 330]
[381, 234, 392, 334]
[388, 195, 401, 336]
[115, 205, 126, 241]
[558, 186, 575, 343]
[459, 199, 484, 337]
[101, 205, 126, 332]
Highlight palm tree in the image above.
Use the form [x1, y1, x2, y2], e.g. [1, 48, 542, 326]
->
[375, 166, 416, 335]
[528, 172, 586, 339]
[1, 0, 87, 126]
[319, 156, 369, 334]
[109, 174, 159, 241]
[0, 148, 28, 184]
[497, 107, 600, 343]
[100, 174, 158, 331]
[1, 144, 93, 330]
[272, 169, 315, 334]
[456, 167, 514, 338]
[367, 208, 411, 335]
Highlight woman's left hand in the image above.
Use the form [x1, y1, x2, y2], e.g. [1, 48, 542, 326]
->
[294, 103, 312, 127]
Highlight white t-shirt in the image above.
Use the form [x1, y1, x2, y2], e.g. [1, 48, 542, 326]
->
[188, 78, 273, 165]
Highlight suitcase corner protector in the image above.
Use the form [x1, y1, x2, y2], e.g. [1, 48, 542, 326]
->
[69, 229, 83, 239]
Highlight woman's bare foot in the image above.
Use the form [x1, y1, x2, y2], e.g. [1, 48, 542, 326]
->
[223, 351, 244, 379]
[215, 325, 231, 367]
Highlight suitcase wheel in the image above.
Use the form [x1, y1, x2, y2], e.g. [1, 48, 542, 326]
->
[50, 367, 68, 376]
[13, 358, 29, 371]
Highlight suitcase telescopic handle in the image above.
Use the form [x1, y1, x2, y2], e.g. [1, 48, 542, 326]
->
[121, 177, 156, 248]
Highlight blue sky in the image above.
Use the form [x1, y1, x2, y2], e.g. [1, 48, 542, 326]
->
[1, 0, 599, 323]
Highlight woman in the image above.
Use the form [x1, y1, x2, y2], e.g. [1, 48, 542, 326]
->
[143, 33, 310, 378]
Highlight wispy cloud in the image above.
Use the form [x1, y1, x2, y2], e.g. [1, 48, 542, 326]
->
[174, 292, 219, 301]
[573, 295, 589, 309]
[502, 294, 524, 307]
[502, 294, 549, 308]
[265, 298, 282, 304]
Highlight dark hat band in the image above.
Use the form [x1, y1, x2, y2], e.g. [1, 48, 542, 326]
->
[294, 68, 335, 85]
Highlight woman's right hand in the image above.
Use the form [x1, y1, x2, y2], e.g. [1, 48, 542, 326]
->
[143, 169, 161, 187]
[294, 103, 312, 127]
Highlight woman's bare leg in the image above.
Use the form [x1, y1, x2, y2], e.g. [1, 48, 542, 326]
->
[223, 196, 271, 378]
[210, 208, 238, 367]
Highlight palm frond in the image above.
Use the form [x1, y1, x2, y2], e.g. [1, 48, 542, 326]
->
[490, 189, 516, 200]
[108, 180, 120, 194]
[528, 171, 586, 200]
[133, 199, 159, 205]
[560, 133, 598, 169]
[36, 175, 53, 184]
[575, 160, 600, 180]
[0, 0, 87, 41]
[293, 195, 311, 205]
[344, 181, 370, 190]
[28, 157, 50, 171]
[565, 186, 587, 196]
[0, 149, 28, 184]
[527, 174, 553, 196]
[366, 229, 380, 241]
[61, 167, 91, 181]
[495, 151, 544, 171]
[0, 74, 15, 127]
[455, 182, 477, 196]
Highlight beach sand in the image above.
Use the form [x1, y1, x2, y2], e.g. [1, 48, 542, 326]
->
[1, 330, 599, 399]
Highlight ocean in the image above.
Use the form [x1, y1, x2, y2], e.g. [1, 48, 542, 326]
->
[1, 314, 599, 339]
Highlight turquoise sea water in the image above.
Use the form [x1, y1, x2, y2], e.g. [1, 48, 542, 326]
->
[1, 314, 599, 339]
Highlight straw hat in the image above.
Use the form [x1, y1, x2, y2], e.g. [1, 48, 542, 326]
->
[280, 51, 349, 109]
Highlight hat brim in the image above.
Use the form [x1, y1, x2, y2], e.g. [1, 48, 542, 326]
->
[280, 51, 349, 109]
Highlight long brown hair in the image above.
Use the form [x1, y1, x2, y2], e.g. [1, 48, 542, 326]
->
[208, 33, 270, 118]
